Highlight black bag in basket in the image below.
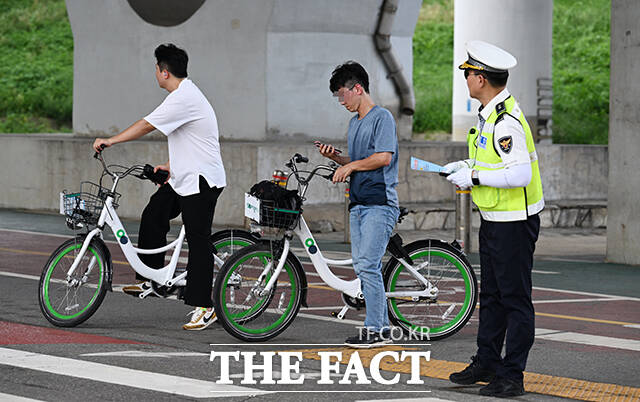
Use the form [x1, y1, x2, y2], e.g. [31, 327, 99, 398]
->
[249, 180, 302, 227]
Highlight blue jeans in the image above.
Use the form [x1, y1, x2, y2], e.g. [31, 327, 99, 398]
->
[350, 204, 399, 333]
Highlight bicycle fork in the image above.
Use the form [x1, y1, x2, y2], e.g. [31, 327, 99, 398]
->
[256, 238, 291, 297]
[65, 228, 102, 285]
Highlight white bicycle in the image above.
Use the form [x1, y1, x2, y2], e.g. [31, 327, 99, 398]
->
[212, 153, 478, 342]
[38, 150, 258, 327]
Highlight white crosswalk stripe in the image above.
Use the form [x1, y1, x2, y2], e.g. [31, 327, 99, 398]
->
[0, 347, 270, 398]
[0, 393, 45, 402]
[535, 328, 640, 352]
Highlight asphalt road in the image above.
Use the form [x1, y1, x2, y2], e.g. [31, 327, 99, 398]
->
[1, 209, 639, 401]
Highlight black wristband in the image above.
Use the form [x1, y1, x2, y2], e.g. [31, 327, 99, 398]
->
[471, 170, 480, 186]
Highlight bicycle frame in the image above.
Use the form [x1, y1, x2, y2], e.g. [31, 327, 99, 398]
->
[248, 154, 439, 312]
[258, 215, 439, 301]
[64, 183, 225, 293]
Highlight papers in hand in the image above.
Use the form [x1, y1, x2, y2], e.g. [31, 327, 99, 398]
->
[410, 157, 444, 173]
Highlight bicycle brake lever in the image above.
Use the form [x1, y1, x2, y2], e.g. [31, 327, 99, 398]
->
[93, 144, 106, 159]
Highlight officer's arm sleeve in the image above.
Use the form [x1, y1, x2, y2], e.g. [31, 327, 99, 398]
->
[478, 163, 531, 188]
[476, 116, 531, 188]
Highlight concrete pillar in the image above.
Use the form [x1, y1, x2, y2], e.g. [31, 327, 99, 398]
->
[65, 0, 420, 141]
[607, 0, 640, 265]
[452, 0, 552, 141]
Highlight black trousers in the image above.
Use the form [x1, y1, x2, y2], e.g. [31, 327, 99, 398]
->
[136, 176, 223, 308]
[476, 213, 540, 381]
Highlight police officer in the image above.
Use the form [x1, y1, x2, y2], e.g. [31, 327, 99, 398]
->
[445, 41, 544, 397]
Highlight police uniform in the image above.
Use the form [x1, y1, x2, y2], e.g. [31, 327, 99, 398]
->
[448, 41, 544, 392]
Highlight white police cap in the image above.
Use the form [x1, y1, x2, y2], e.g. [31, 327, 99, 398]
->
[458, 41, 517, 73]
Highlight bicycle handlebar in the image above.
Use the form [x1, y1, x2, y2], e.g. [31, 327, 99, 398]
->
[282, 153, 346, 200]
[92, 148, 154, 183]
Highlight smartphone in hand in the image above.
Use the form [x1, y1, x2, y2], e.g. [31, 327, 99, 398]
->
[313, 141, 342, 155]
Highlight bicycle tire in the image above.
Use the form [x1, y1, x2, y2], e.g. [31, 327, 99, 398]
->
[383, 239, 477, 341]
[38, 238, 109, 327]
[210, 229, 259, 266]
[213, 242, 303, 342]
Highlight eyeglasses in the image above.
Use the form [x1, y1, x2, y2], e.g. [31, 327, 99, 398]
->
[464, 70, 482, 80]
[333, 83, 357, 102]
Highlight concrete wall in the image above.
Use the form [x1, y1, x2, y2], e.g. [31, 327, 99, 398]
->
[65, 0, 420, 141]
[607, 0, 640, 265]
[0, 135, 608, 226]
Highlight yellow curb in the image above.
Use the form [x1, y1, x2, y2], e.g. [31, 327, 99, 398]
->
[290, 346, 640, 401]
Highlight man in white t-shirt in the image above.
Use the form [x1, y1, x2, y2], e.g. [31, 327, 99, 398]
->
[92, 44, 226, 331]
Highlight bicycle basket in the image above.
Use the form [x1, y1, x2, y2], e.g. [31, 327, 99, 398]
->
[60, 181, 121, 226]
[248, 180, 302, 229]
[258, 199, 301, 229]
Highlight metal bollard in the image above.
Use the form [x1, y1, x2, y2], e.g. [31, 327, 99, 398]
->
[344, 186, 350, 244]
[455, 188, 472, 254]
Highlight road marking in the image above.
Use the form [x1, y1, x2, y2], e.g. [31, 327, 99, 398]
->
[531, 269, 560, 274]
[534, 285, 640, 301]
[80, 351, 208, 358]
[358, 399, 453, 402]
[292, 346, 640, 400]
[535, 328, 640, 352]
[0, 393, 45, 402]
[0, 271, 40, 281]
[1, 272, 637, 330]
[537, 256, 604, 264]
[0, 246, 130, 266]
[0, 228, 71, 239]
[533, 297, 633, 304]
[0, 347, 268, 398]
[535, 312, 638, 327]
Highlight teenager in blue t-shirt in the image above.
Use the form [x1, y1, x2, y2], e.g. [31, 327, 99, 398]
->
[317, 61, 400, 348]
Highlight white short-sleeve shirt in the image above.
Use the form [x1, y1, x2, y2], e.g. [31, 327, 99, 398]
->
[144, 79, 226, 196]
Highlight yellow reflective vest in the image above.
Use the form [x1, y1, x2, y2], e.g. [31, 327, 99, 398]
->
[467, 96, 544, 222]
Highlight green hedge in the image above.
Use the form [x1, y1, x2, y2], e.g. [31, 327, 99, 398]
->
[0, 0, 73, 133]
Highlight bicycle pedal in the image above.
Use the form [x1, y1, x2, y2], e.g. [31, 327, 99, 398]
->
[138, 287, 156, 299]
[331, 305, 350, 320]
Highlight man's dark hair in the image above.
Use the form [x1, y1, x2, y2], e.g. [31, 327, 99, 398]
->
[329, 61, 370, 94]
[154, 43, 188, 78]
[481, 70, 509, 88]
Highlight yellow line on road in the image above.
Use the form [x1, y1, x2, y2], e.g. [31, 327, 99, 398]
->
[290, 346, 640, 401]
[535, 311, 637, 326]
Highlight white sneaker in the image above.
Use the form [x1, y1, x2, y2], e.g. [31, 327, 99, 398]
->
[122, 281, 151, 296]
[183, 307, 217, 330]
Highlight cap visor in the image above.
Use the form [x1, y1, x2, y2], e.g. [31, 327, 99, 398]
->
[458, 61, 484, 71]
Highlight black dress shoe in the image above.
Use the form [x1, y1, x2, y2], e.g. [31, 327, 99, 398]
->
[449, 355, 496, 385]
[479, 377, 525, 397]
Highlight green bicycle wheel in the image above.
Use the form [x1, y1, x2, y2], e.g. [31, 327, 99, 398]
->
[384, 239, 477, 341]
[213, 242, 303, 342]
[38, 238, 109, 327]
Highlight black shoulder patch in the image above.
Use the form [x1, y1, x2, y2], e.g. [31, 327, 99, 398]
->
[495, 101, 506, 115]
[498, 136, 513, 153]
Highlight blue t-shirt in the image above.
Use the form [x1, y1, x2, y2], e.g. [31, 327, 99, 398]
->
[347, 106, 399, 208]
